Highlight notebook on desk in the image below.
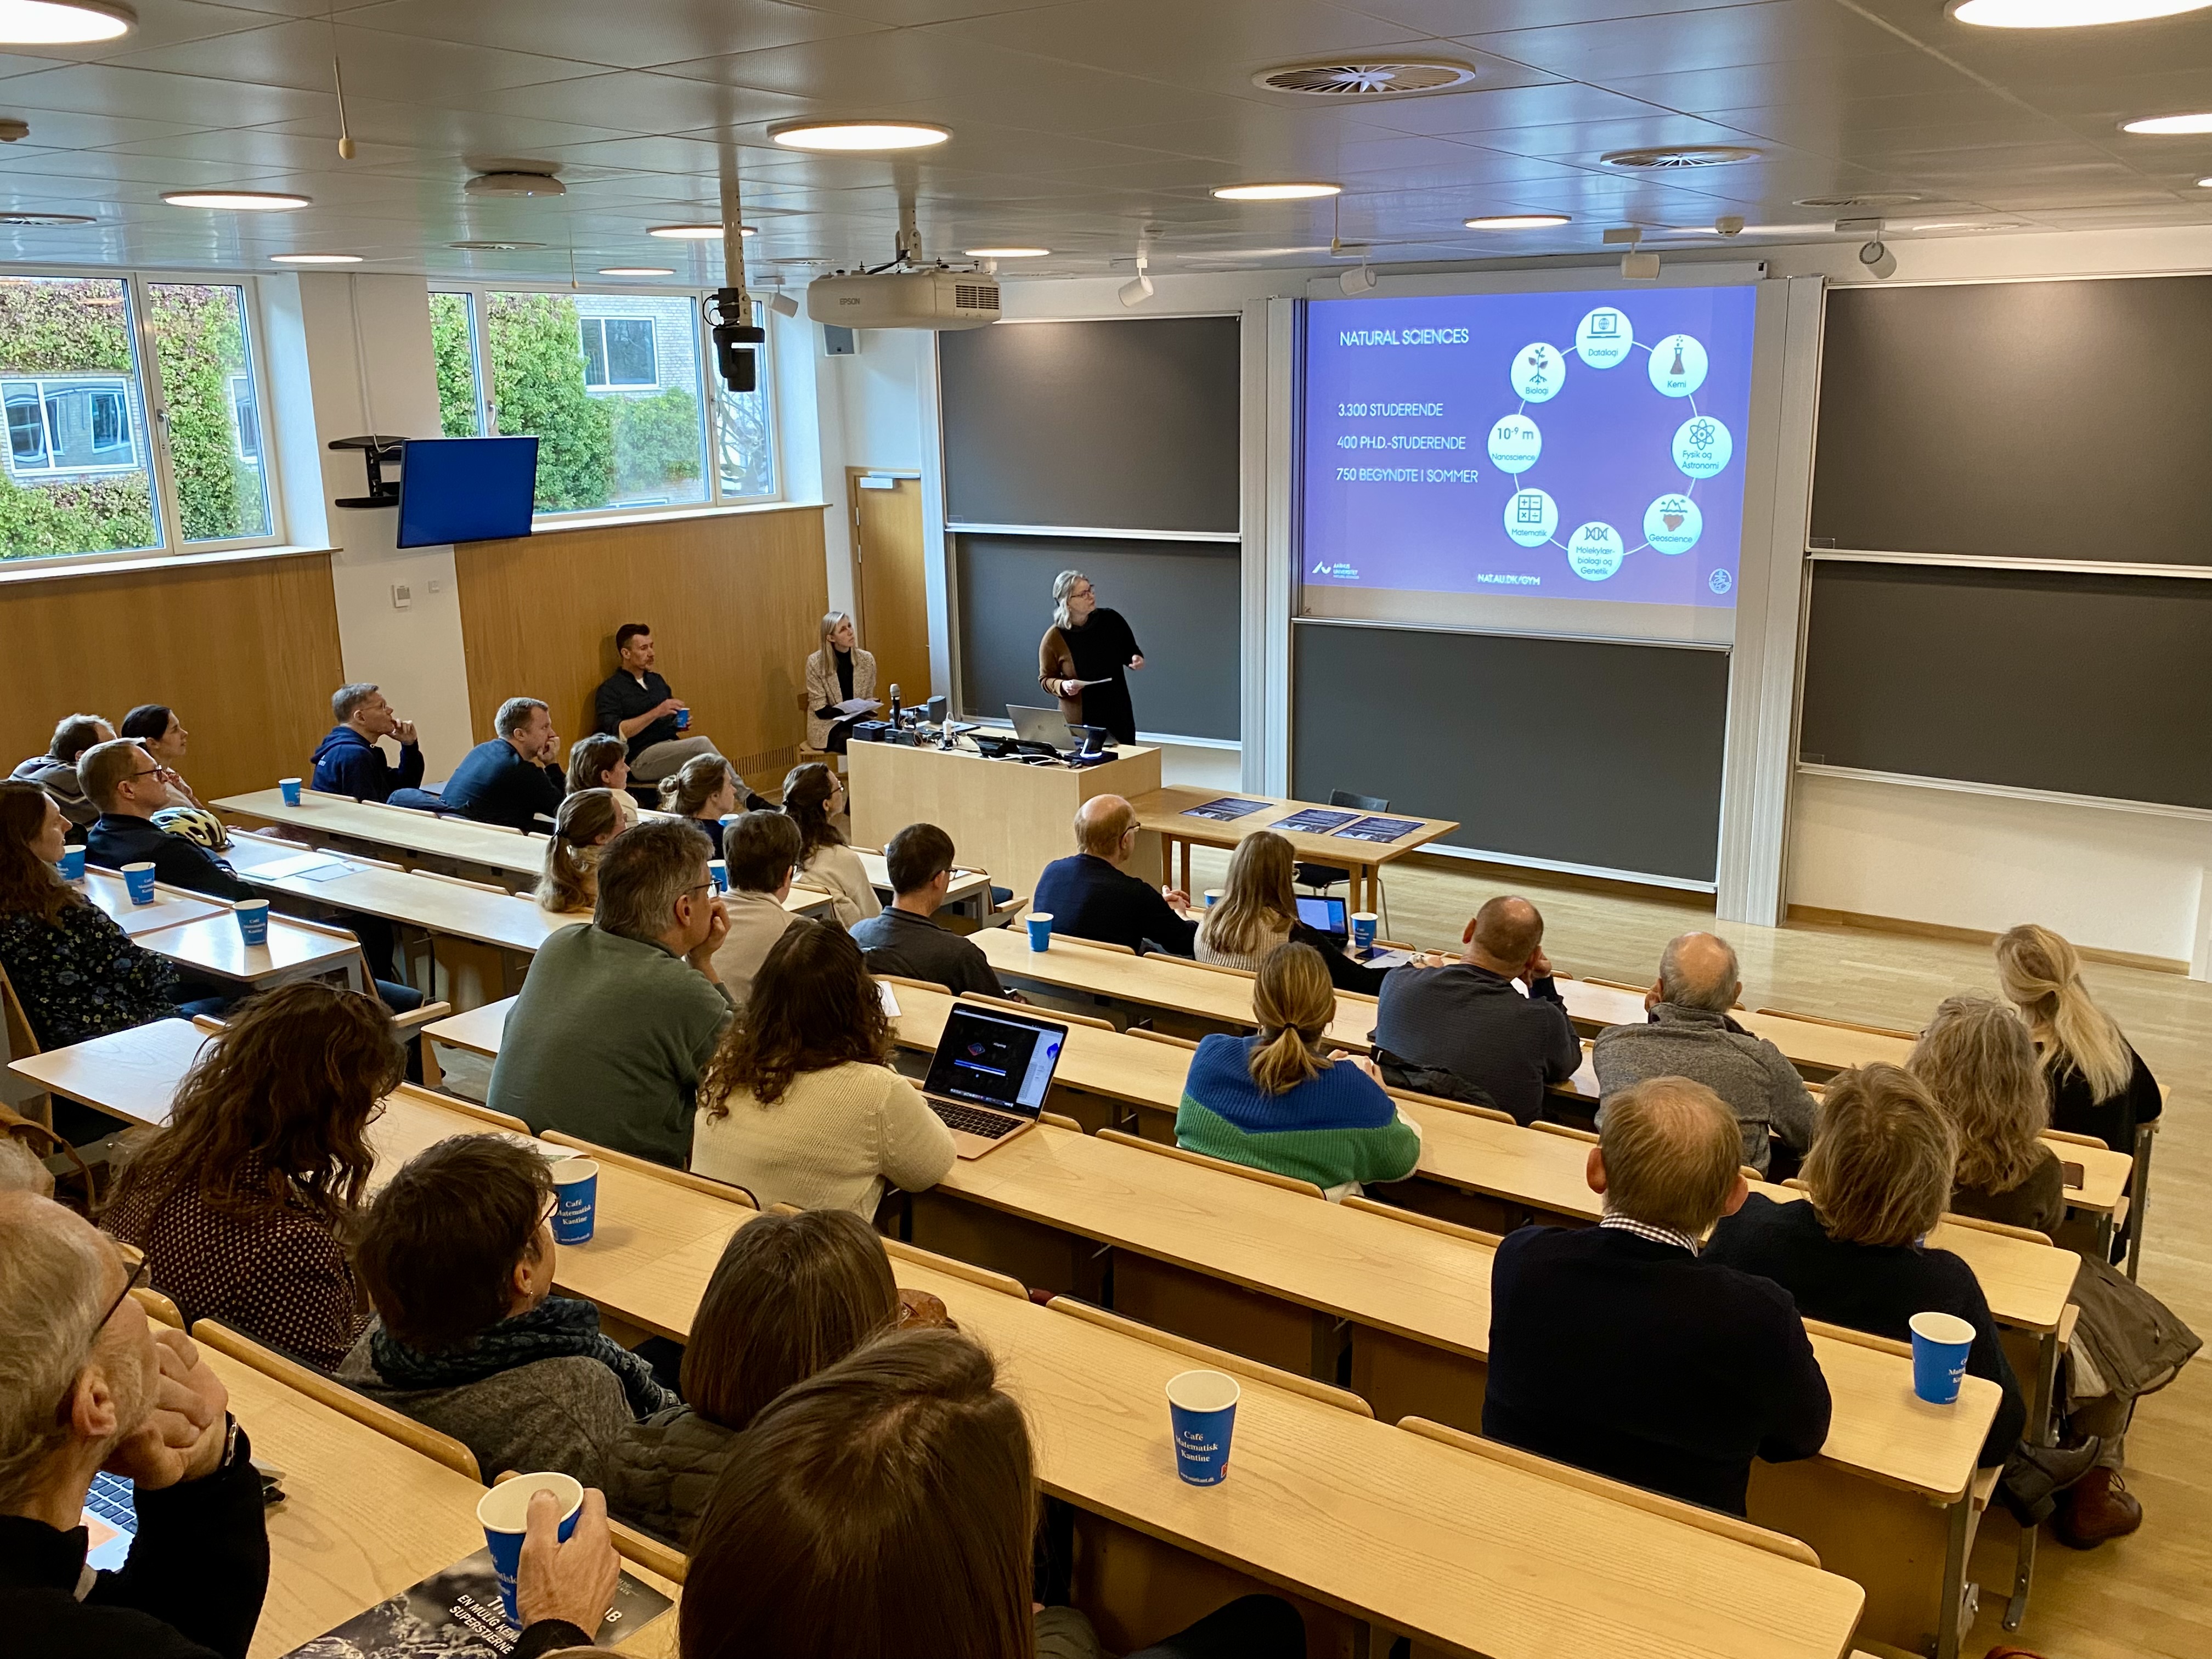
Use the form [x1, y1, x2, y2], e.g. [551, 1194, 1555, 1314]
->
[918, 1003, 1068, 1158]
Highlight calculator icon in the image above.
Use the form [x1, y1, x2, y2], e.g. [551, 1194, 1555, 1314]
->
[1515, 493, 1544, 524]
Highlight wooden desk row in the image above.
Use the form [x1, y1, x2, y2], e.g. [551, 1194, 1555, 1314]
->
[80, 869, 370, 995]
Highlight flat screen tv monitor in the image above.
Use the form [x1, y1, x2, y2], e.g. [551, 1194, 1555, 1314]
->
[396, 436, 539, 549]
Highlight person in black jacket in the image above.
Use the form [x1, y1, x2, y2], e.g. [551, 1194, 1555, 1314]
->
[79, 740, 251, 901]
[851, 822, 1008, 998]
[308, 682, 428, 805]
[1995, 922, 2164, 1156]
[1037, 569, 1145, 746]
[1484, 1076, 1832, 1516]
[1031, 794, 1195, 957]
[442, 698, 567, 832]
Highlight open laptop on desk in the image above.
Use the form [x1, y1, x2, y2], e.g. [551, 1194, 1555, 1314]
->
[1007, 703, 1079, 752]
[1296, 894, 1348, 938]
[919, 1002, 1068, 1158]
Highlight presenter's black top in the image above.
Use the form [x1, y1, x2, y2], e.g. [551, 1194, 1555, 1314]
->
[1040, 607, 1141, 744]
[595, 668, 680, 762]
[1032, 852, 1195, 957]
[1484, 1222, 1832, 1516]
[441, 739, 566, 832]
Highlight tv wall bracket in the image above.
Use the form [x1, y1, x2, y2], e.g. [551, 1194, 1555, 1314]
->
[329, 435, 406, 509]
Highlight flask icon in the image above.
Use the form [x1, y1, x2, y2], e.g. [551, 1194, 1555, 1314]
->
[1669, 338, 1685, 376]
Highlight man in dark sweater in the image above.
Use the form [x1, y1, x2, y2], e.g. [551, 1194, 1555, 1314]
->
[443, 697, 567, 831]
[593, 623, 721, 783]
[1371, 895, 1581, 1125]
[1485, 1076, 1832, 1516]
[80, 740, 251, 901]
[852, 822, 1008, 998]
[308, 682, 427, 804]
[1031, 794, 1196, 957]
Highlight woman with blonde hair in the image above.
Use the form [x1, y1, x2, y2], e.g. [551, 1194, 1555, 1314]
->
[1909, 995, 2063, 1235]
[781, 761, 879, 929]
[660, 754, 768, 859]
[538, 788, 625, 916]
[1197, 828, 1395, 993]
[1175, 941, 1419, 1200]
[1995, 923, 2162, 1155]
[803, 611, 878, 755]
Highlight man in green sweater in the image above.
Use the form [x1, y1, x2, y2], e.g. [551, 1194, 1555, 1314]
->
[489, 817, 733, 1166]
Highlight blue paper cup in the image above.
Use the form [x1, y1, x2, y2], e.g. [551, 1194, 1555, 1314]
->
[233, 899, 270, 945]
[58, 845, 85, 881]
[1909, 1311, 1976, 1405]
[1351, 911, 1378, 950]
[1166, 1368, 1240, 1486]
[1203, 889, 1222, 909]
[551, 1158, 600, 1245]
[121, 862, 156, 904]
[708, 859, 728, 893]
[477, 1472, 582, 1626]
[676, 707, 691, 730]
[1026, 911, 1053, 952]
[278, 777, 302, 807]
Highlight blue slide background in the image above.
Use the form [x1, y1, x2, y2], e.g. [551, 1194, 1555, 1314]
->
[1301, 286, 1758, 612]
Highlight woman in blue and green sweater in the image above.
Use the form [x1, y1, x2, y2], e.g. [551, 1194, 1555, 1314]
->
[1176, 941, 1422, 1199]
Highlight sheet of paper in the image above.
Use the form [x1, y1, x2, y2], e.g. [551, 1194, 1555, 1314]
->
[1272, 808, 1361, 834]
[1180, 796, 1273, 822]
[833, 697, 882, 717]
[1331, 815, 1425, 844]
[242, 851, 349, 881]
[878, 981, 902, 1018]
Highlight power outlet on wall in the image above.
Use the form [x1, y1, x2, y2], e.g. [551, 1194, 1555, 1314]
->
[391, 583, 411, 610]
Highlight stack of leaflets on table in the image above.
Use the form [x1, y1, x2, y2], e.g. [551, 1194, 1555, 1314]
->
[1271, 808, 1360, 834]
[1331, 815, 1424, 844]
[1180, 797, 1272, 822]
[284, 1547, 670, 1657]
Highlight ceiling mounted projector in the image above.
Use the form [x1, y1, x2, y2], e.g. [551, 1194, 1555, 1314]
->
[465, 169, 565, 198]
[805, 267, 1000, 329]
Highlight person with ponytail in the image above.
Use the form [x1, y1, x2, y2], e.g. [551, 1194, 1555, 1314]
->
[658, 755, 769, 860]
[538, 789, 625, 916]
[1995, 923, 2163, 1155]
[1174, 941, 1420, 1199]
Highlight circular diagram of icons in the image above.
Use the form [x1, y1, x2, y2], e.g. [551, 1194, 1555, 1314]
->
[1643, 493, 1702, 555]
[1647, 332, 1708, 397]
[1574, 307, 1634, 369]
[1487, 414, 1543, 474]
[1503, 486, 1558, 547]
[1510, 341, 1565, 403]
[1672, 414, 1733, 478]
[1567, 521, 1625, 580]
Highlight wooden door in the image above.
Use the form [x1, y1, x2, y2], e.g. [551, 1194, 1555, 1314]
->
[849, 470, 932, 702]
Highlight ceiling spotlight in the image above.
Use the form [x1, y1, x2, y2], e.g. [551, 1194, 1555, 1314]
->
[269, 252, 360, 264]
[963, 246, 1049, 258]
[465, 170, 564, 198]
[1212, 181, 1340, 200]
[769, 119, 950, 152]
[599, 266, 675, 276]
[449, 240, 545, 251]
[0, 0, 132, 44]
[1340, 262, 1379, 295]
[1949, 0, 2212, 22]
[1464, 213, 1570, 229]
[764, 290, 800, 319]
[162, 190, 310, 210]
[648, 223, 754, 239]
[2121, 111, 2212, 132]
[1119, 253, 1153, 308]
[1859, 239, 1897, 279]
[0, 211, 93, 225]
[0, 119, 26, 143]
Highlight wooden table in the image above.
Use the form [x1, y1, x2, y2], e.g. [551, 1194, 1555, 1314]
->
[9, 1015, 209, 1126]
[80, 870, 227, 936]
[207, 1347, 678, 1658]
[1128, 787, 1458, 915]
[216, 788, 547, 884]
[143, 911, 369, 994]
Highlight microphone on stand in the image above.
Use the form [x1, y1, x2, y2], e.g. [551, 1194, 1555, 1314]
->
[887, 682, 902, 727]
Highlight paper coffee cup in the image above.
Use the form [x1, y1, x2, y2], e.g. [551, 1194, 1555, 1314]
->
[233, 899, 270, 945]
[477, 1472, 582, 1626]
[1166, 1369, 1240, 1486]
[278, 777, 302, 806]
[1909, 1310, 1976, 1405]
[1026, 911, 1053, 952]
[551, 1158, 599, 1245]
[121, 862, 156, 904]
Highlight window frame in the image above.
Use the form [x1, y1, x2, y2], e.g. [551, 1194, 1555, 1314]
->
[431, 279, 781, 527]
[0, 266, 288, 570]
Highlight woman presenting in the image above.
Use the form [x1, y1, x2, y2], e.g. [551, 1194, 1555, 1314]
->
[1037, 568, 1143, 745]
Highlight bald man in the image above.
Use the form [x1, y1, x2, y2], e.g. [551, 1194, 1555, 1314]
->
[1483, 1077, 1831, 1516]
[1592, 931, 1818, 1178]
[1370, 895, 1581, 1124]
[1030, 794, 1197, 957]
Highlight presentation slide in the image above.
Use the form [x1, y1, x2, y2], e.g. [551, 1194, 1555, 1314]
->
[1300, 284, 1759, 643]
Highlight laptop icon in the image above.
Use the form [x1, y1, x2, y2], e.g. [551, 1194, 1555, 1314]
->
[919, 1002, 1068, 1158]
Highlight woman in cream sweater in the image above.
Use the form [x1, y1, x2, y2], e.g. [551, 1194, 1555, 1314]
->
[691, 918, 953, 1215]
[782, 761, 880, 929]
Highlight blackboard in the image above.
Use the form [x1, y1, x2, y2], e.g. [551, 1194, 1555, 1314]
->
[1812, 276, 2212, 565]
[1291, 622, 1729, 883]
[1798, 560, 2212, 810]
[955, 533, 1240, 743]
[939, 317, 1240, 534]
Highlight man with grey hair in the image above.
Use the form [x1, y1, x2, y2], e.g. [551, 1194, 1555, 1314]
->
[0, 1188, 267, 1656]
[1593, 930, 1819, 1178]
[1484, 1076, 1831, 1516]
[489, 818, 733, 1167]
[440, 697, 567, 831]
[309, 682, 425, 804]
[11, 712, 114, 828]
[1031, 793, 1195, 956]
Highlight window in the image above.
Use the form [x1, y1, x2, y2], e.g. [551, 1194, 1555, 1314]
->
[0, 272, 281, 563]
[431, 284, 777, 518]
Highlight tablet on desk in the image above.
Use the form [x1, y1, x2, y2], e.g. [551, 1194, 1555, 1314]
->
[1295, 895, 1348, 935]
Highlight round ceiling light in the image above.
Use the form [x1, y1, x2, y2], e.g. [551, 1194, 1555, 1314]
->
[162, 190, 309, 210]
[599, 266, 675, 276]
[964, 246, 1049, 258]
[449, 240, 545, 251]
[1212, 181, 1341, 200]
[769, 119, 950, 152]
[2121, 110, 2212, 132]
[0, 0, 132, 43]
[269, 252, 359, 264]
[465, 170, 565, 198]
[1949, 0, 2212, 21]
[0, 211, 94, 225]
[647, 223, 755, 239]
[1464, 213, 1571, 229]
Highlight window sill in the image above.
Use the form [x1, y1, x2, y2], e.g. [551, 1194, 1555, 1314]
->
[522, 499, 827, 538]
[0, 541, 334, 589]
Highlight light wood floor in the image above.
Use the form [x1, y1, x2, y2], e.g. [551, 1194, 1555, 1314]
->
[1172, 843, 2211, 1659]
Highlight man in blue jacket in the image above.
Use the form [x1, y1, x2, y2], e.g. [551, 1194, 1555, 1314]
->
[441, 697, 566, 831]
[1032, 794, 1196, 957]
[308, 684, 426, 804]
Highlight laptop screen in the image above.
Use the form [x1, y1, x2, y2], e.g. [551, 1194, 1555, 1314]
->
[923, 1006, 1068, 1116]
[81, 1471, 137, 1572]
[1296, 894, 1348, 934]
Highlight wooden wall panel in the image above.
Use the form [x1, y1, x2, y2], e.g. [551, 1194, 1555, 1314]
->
[0, 551, 343, 804]
[453, 508, 830, 793]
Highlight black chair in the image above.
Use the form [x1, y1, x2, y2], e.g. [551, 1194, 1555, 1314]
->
[1294, 789, 1391, 933]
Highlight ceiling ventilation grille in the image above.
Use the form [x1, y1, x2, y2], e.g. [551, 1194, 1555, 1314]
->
[1253, 59, 1477, 97]
[1602, 145, 1760, 169]
[953, 282, 1000, 312]
[1796, 192, 1925, 209]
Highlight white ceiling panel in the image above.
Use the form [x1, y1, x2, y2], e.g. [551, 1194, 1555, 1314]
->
[114, 20, 610, 99]
[342, 0, 885, 71]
